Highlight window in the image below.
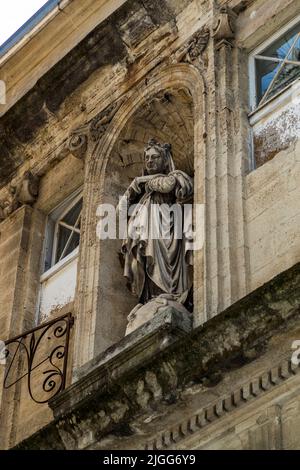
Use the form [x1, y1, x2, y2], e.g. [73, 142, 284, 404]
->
[44, 191, 83, 272]
[39, 190, 83, 320]
[250, 18, 300, 110]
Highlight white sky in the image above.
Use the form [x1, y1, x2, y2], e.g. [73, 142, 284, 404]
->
[0, 0, 48, 46]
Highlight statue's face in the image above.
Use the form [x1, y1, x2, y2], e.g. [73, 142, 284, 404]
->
[145, 147, 165, 175]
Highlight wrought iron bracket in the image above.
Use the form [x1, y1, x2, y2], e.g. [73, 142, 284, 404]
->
[2, 313, 74, 404]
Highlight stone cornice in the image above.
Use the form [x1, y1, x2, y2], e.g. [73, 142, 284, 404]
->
[146, 354, 300, 449]
[14, 262, 300, 450]
[0, 0, 128, 115]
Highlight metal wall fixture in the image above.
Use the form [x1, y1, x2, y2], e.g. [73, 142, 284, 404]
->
[1, 313, 74, 404]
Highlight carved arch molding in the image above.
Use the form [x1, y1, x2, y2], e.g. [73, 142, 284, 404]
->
[72, 63, 207, 370]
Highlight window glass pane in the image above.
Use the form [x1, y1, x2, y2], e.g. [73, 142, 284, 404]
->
[55, 225, 72, 263]
[55, 227, 80, 263]
[63, 231, 80, 259]
[46, 195, 82, 270]
[256, 58, 279, 101]
[262, 23, 300, 60]
[256, 58, 300, 102]
[255, 23, 300, 105]
[271, 63, 300, 96]
[62, 198, 82, 227]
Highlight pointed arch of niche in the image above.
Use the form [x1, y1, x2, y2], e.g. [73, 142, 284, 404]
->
[73, 64, 207, 372]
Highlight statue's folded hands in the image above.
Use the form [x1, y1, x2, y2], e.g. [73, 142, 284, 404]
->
[145, 174, 177, 193]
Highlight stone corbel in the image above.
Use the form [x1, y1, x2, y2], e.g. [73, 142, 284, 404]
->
[171, 26, 210, 68]
[0, 171, 40, 222]
[15, 171, 39, 204]
[67, 99, 125, 160]
[212, 6, 237, 46]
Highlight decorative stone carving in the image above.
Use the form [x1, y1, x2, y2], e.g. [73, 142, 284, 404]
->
[68, 125, 89, 160]
[119, 138, 194, 334]
[90, 101, 123, 142]
[0, 171, 40, 221]
[212, 6, 237, 41]
[68, 100, 125, 159]
[172, 26, 210, 66]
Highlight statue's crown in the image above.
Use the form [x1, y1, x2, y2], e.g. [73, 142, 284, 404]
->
[146, 138, 172, 154]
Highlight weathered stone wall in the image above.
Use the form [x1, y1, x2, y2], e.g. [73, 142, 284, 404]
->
[252, 95, 300, 167]
[0, 208, 33, 412]
[246, 140, 300, 291]
[0, 0, 299, 450]
[0, 155, 83, 448]
[0, 206, 45, 448]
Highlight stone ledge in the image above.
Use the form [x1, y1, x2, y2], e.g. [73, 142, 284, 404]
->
[14, 262, 300, 449]
[52, 307, 193, 418]
[146, 354, 300, 450]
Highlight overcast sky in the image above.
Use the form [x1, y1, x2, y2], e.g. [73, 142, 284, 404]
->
[0, 0, 48, 46]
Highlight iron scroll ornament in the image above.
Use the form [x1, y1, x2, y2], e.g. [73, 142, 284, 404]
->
[1, 313, 74, 404]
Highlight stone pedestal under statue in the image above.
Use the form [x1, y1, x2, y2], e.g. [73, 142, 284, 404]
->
[125, 294, 192, 335]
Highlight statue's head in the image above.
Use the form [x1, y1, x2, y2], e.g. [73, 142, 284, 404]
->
[143, 139, 175, 175]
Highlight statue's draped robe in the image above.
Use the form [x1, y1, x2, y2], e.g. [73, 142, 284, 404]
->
[122, 170, 193, 304]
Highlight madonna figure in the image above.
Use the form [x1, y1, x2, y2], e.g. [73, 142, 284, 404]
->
[120, 139, 194, 333]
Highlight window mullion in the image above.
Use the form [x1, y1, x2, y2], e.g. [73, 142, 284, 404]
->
[51, 222, 60, 267]
[59, 220, 80, 234]
[255, 55, 300, 66]
[255, 55, 283, 63]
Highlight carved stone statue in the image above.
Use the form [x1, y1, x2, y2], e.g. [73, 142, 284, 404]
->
[120, 139, 194, 334]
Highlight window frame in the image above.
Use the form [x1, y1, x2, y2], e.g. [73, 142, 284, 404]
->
[249, 14, 300, 113]
[43, 188, 83, 277]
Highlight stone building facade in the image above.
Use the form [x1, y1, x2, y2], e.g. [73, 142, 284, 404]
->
[0, 0, 299, 450]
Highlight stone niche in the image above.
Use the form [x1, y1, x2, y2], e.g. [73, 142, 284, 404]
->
[97, 88, 195, 348]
